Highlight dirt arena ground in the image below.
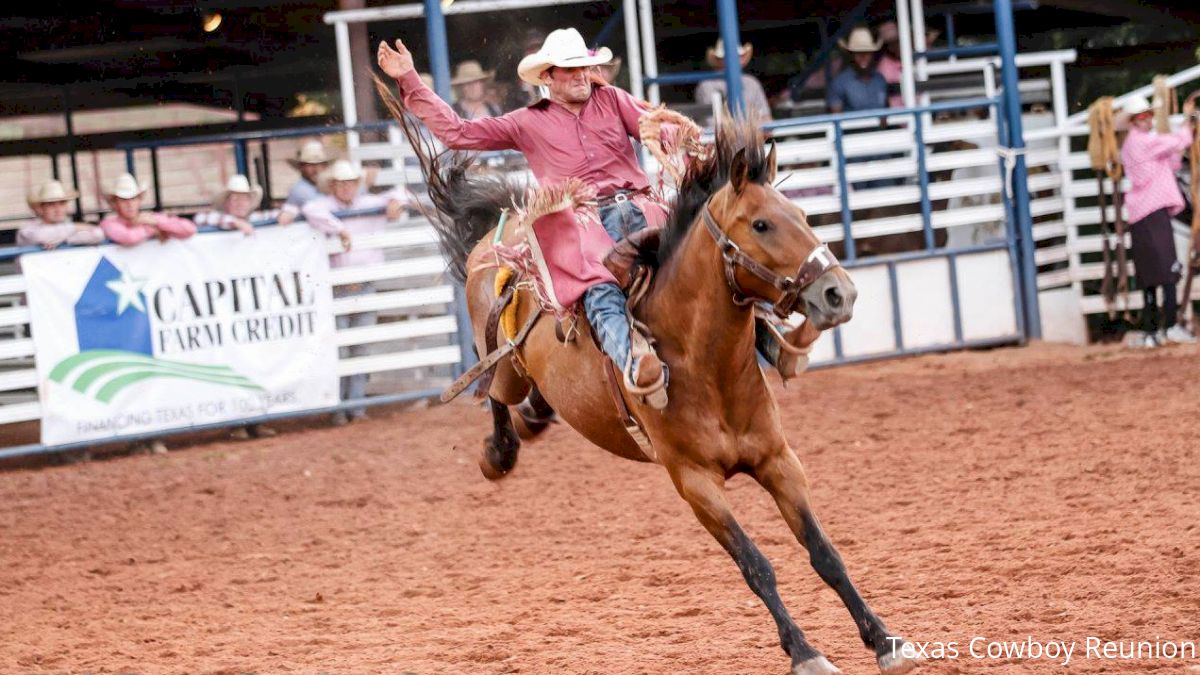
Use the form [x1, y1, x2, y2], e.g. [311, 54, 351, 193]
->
[2, 342, 1199, 674]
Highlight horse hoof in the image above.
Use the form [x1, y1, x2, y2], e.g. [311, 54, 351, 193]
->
[479, 436, 518, 481]
[793, 655, 841, 675]
[879, 649, 921, 674]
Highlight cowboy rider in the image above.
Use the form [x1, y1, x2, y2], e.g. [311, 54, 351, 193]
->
[378, 29, 810, 406]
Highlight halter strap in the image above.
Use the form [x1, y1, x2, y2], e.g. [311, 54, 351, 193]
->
[701, 200, 840, 318]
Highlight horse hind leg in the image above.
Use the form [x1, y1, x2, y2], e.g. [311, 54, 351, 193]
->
[512, 384, 557, 440]
[669, 463, 840, 675]
[480, 397, 521, 480]
[756, 450, 919, 674]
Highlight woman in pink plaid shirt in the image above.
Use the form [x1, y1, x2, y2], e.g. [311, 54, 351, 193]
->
[1119, 92, 1198, 347]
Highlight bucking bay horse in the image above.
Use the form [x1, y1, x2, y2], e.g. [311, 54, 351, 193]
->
[378, 81, 919, 675]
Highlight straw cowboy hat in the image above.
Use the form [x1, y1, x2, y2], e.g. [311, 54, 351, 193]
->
[105, 173, 149, 200]
[286, 140, 331, 169]
[27, 179, 78, 208]
[517, 28, 613, 86]
[451, 60, 495, 86]
[705, 40, 753, 68]
[839, 26, 882, 53]
[212, 174, 263, 211]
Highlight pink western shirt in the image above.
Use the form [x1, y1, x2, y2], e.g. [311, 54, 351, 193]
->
[877, 55, 904, 108]
[99, 213, 196, 246]
[1120, 124, 1192, 225]
[394, 70, 653, 198]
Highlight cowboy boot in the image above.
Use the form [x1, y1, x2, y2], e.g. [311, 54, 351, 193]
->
[603, 227, 661, 289]
[624, 329, 668, 410]
[755, 316, 820, 382]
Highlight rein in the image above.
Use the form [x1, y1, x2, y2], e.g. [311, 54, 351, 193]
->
[701, 200, 839, 319]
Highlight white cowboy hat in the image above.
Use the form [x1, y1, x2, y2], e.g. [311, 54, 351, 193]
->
[839, 26, 882, 53]
[213, 174, 263, 211]
[27, 179, 78, 208]
[451, 60, 495, 85]
[105, 173, 149, 200]
[517, 28, 613, 86]
[328, 159, 362, 182]
[286, 140, 331, 169]
[1118, 94, 1155, 119]
[705, 41, 753, 68]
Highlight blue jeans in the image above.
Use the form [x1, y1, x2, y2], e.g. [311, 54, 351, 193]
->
[599, 196, 648, 241]
[583, 198, 652, 369]
[334, 283, 377, 417]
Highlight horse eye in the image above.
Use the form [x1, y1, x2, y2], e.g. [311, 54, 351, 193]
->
[752, 219, 771, 233]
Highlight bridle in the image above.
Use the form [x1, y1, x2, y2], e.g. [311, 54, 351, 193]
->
[701, 199, 840, 319]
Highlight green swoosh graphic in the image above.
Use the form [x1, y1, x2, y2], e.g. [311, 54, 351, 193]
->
[51, 350, 237, 382]
[50, 350, 263, 404]
[71, 360, 254, 393]
[95, 370, 263, 404]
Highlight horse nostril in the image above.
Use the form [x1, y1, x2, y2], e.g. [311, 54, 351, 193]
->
[824, 285, 843, 309]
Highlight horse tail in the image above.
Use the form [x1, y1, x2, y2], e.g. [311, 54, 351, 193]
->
[373, 73, 523, 283]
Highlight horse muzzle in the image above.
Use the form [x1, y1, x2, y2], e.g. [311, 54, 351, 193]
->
[801, 269, 856, 330]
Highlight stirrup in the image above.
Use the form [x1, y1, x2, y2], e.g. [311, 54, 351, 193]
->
[755, 311, 812, 381]
[623, 354, 668, 410]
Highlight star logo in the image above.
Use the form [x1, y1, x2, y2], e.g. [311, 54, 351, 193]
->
[105, 267, 148, 315]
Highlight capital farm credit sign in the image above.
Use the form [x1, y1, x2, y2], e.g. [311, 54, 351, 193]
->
[23, 227, 339, 446]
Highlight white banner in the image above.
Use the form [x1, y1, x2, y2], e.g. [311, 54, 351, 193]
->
[23, 227, 340, 446]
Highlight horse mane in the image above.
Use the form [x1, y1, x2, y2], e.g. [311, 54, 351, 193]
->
[656, 115, 770, 266]
[373, 74, 525, 283]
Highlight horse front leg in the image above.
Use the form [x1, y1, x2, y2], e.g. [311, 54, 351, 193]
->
[669, 463, 840, 675]
[757, 450, 919, 674]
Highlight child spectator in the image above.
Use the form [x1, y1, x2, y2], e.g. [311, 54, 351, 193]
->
[18, 180, 104, 249]
[193, 174, 279, 235]
[302, 160, 411, 426]
[195, 174, 280, 440]
[99, 174, 196, 246]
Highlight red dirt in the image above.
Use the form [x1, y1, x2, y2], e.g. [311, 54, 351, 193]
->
[2, 342, 1199, 674]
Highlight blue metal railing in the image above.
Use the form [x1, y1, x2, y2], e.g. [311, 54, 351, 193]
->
[764, 96, 999, 268]
[762, 95, 1031, 362]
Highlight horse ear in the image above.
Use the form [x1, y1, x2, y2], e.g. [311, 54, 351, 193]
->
[730, 148, 749, 194]
[765, 141, 778, 184]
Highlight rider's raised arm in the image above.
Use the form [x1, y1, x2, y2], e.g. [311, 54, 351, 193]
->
[395, 70, 520, 151]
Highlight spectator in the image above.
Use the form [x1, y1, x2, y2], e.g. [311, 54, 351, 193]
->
[875, 22, 941, 109]
[194, 174, 280, 440]
[597, 56, 622, 87]
[19, 180, 103, 249]
[276, 141, 331, 225]
[99, 174, 196, 247]
[97, 173, 195, 456]
[451, 61, 501, 120]
[508, 30, 548, 110]
[695, 40, 772, 124]
[827, 26, 887, 114]
[193, 175, 279, 235]
[1119, 92, 1199, 347]
[302, 160, 412, 426]
[784, 53, 845, 105]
